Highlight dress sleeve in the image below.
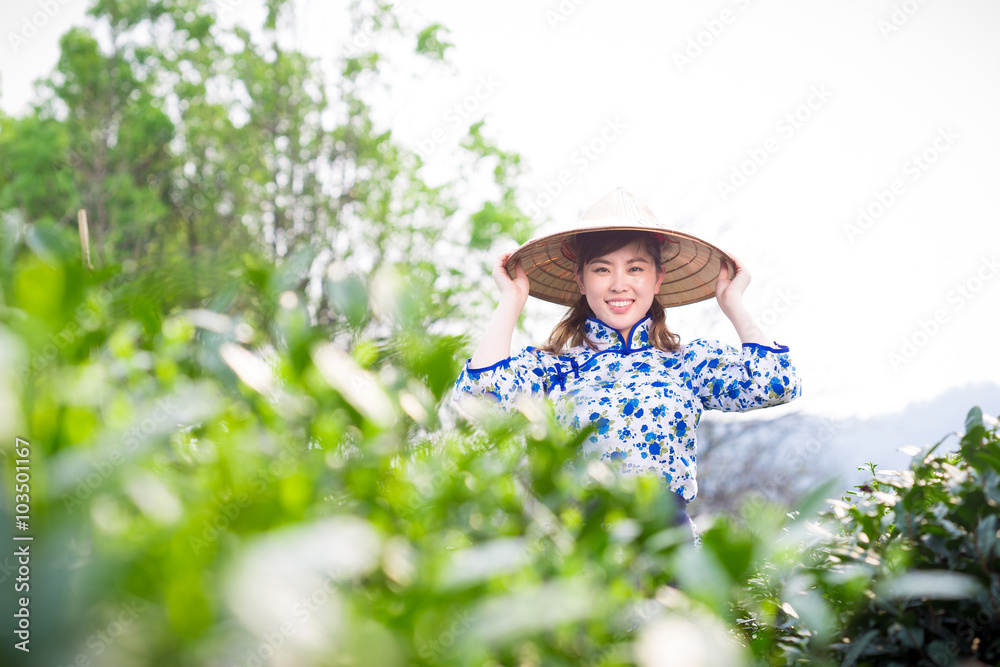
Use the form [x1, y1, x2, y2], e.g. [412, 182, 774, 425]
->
[682, 338, 801, 412]
[452, 347, 549, 412]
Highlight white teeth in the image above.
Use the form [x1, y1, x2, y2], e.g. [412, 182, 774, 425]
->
[608, 300, 632, 307]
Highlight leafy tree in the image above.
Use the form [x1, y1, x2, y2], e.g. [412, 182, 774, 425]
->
[0, 0, 530, 335]
[0, 112, 76, 225]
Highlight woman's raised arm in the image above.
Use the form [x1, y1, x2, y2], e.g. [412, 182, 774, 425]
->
[469, 252, 530, 369]
[714, 253, 773, 346]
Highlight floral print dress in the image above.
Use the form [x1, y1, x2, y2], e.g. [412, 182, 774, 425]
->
[453, 315, 802, 502]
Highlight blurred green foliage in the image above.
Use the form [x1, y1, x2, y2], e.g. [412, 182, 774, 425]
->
[1, 1, 998, 666]
[742, 410, 1000, 666]
[0, 220, 728, 665]
[2, 219, 999, 666]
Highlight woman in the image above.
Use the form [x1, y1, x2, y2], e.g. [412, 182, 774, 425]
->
[453, 187, 802, 525]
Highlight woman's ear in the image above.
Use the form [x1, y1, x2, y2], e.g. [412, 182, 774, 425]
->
[654, 265, 666, 291]
[575, 266, 586, 295]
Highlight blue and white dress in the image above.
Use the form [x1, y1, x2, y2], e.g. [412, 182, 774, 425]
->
[453, 315, 802, 503]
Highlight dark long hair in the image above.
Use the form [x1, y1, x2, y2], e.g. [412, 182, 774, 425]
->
[539, 230, 681, 353]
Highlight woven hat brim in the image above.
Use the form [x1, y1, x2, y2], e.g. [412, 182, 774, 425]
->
[506, 225, 736, 308]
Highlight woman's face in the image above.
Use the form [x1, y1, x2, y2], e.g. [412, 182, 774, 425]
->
[576, 241, 665, 340]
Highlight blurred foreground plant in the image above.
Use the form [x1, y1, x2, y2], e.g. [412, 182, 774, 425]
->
[2, 229, 998, 667]
[0, 230, 775, 667]
[742, 408, 1000, 666]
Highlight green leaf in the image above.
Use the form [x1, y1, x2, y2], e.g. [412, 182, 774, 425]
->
[416, 23, 454, 61]
[328, 274, 370, 328]
[975, 514, 998, 561]
[875, 570, 982, 600]
[965, 405, 984, 431]
[840, 628, 878, 666]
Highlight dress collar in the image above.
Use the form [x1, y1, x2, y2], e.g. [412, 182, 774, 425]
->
[584, 316, 651, 352]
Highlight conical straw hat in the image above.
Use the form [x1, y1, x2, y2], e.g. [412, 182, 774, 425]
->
[507, 187, 735, 307]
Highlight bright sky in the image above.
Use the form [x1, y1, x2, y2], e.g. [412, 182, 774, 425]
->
[3, 0, 999, 421]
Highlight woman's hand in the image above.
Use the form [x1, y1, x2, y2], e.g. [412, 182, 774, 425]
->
[715, 254, 771, 346]
[715, 253, 751, 315]
[470, 252, 531, 369]
[494, 252, 530, 306]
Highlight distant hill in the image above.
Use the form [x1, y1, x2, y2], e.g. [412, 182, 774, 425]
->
[826, 381, 1000, 484]
[693, 382, 1000, 513]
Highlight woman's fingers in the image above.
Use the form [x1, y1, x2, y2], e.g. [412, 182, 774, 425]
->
[492, 252, 530, 302]
[493, 252, 510, 276]
[496, 253, 526, 278]
[511, 258, 527, 280]
[493, 252, 526, 294]
[717, 253, 751, 302]
[731, 254, 750, 287]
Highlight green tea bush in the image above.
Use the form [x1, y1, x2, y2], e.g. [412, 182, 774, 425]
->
[1, 230, 996, 666]
[744, 409, 1000, 666]
[1, 229, 778, 666]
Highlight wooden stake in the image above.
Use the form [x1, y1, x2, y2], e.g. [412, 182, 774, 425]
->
[77, 209, 93, 270]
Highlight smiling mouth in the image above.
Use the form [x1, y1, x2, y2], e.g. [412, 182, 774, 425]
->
[606, 299, 634, 309]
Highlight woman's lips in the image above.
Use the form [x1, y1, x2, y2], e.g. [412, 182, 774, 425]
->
[606, 299, 634, 313]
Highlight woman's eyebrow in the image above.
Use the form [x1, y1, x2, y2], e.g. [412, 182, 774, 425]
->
[588, 257, 651, 266]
